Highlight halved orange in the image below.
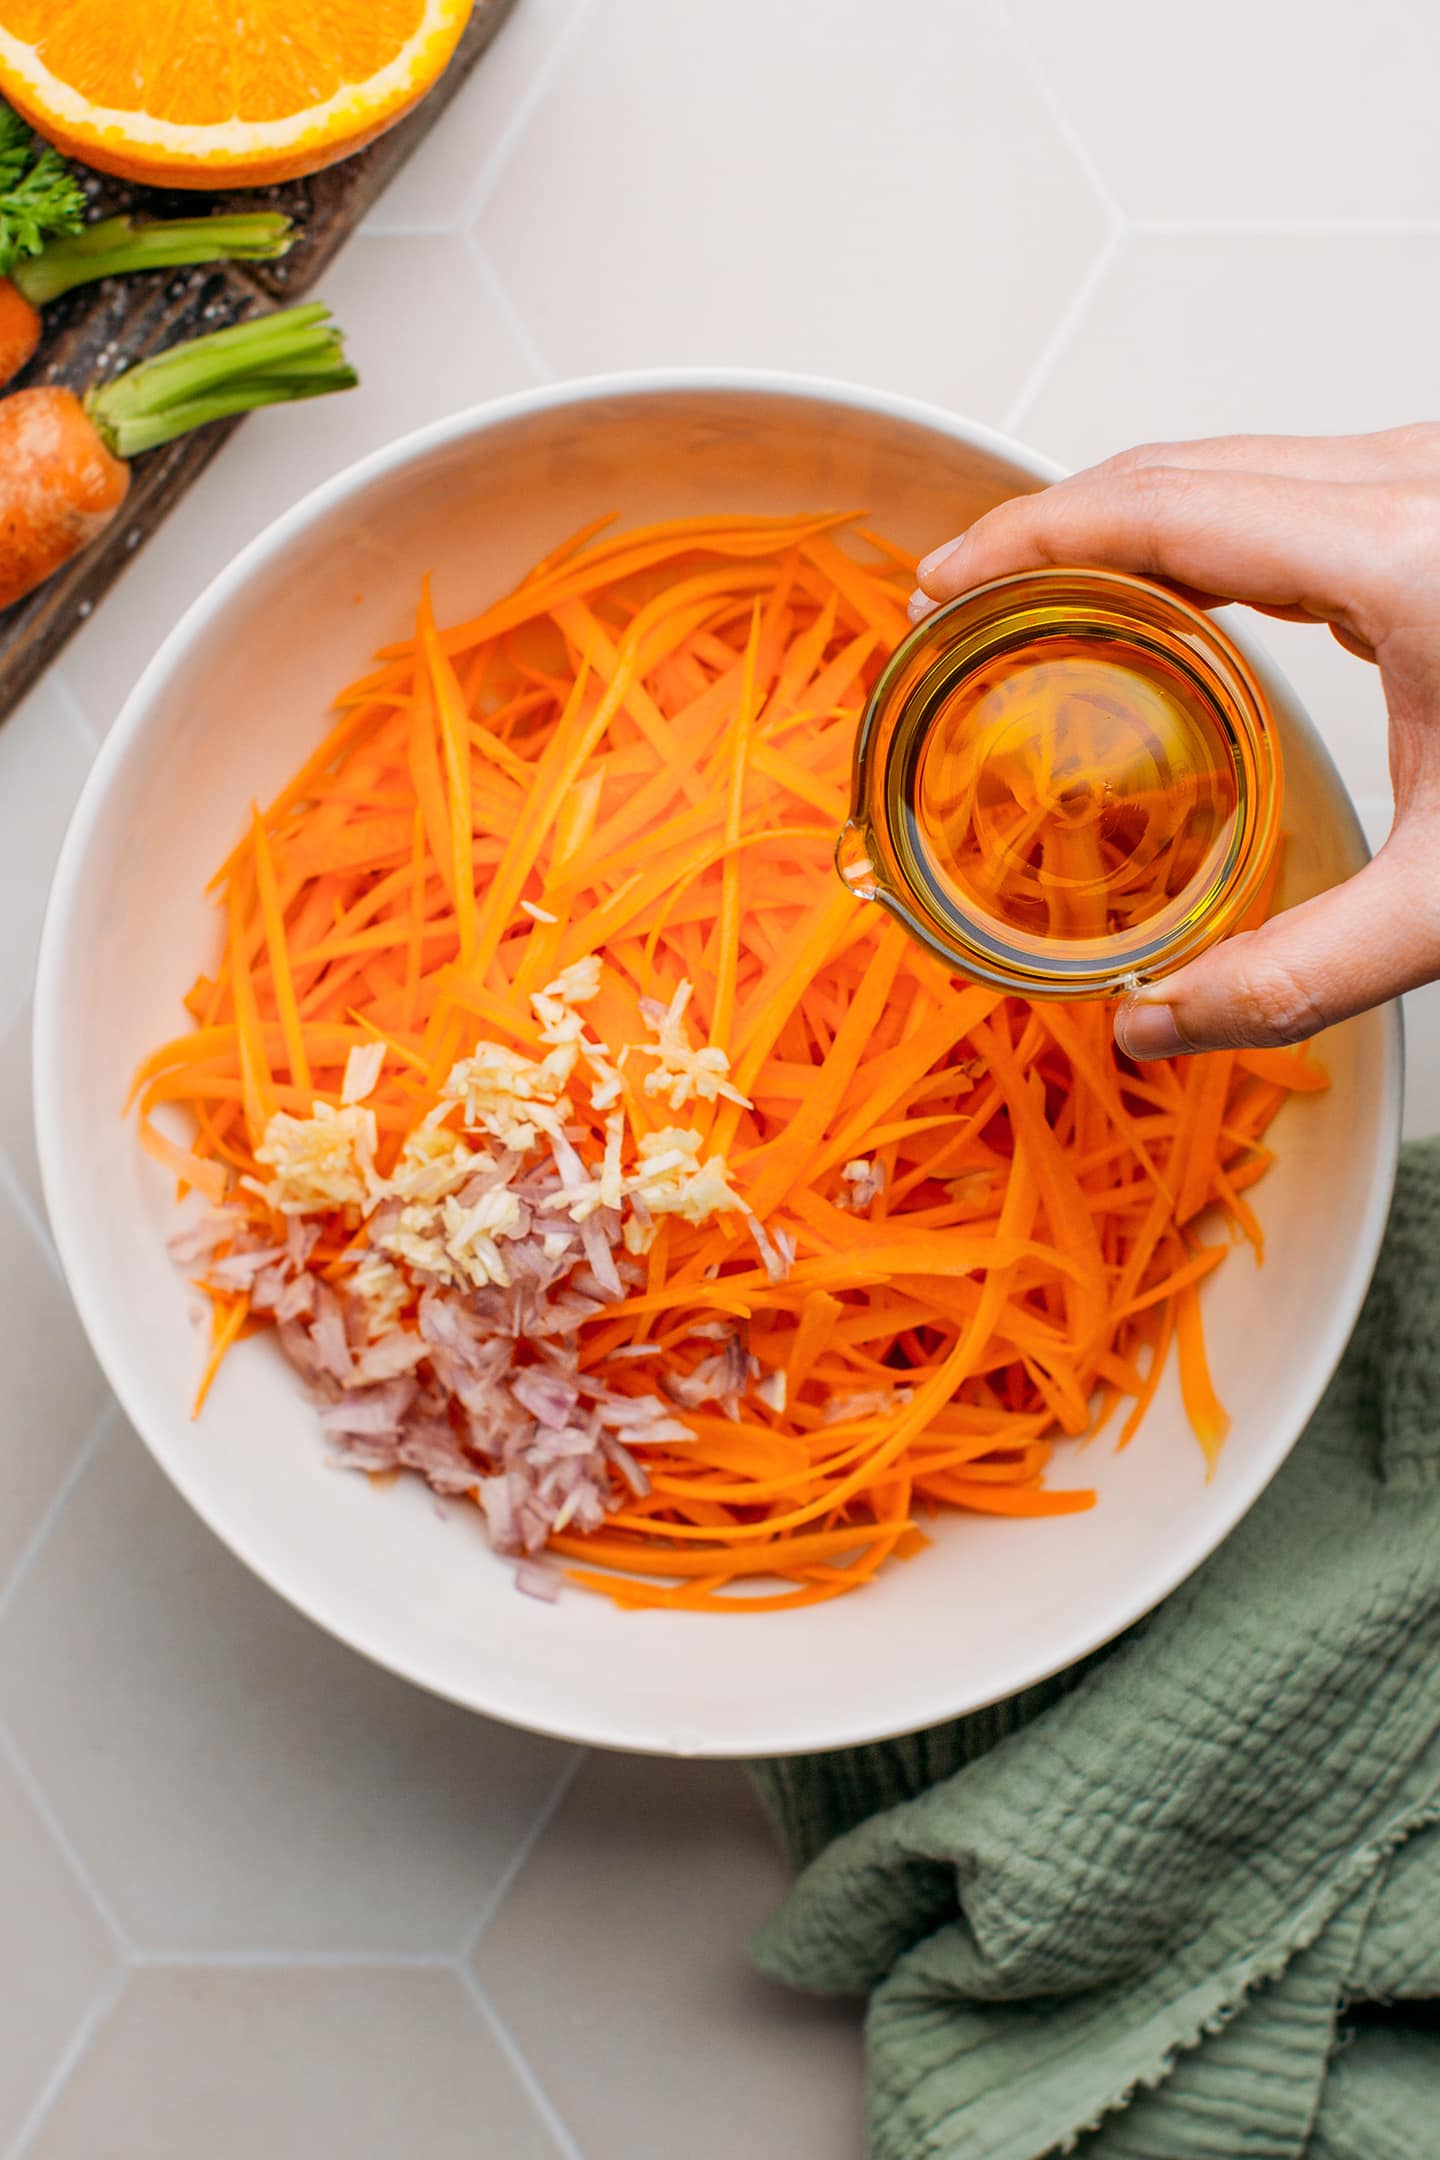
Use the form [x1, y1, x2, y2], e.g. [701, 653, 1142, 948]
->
[0, 0, 473, 190]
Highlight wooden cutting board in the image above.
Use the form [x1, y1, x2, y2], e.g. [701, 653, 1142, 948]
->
[0, 0, 518, 724]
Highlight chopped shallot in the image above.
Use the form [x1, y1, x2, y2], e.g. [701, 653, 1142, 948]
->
[171, 961, 787, 1595]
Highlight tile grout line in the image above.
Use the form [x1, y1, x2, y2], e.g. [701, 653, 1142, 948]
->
[1132, 215, 1440, 238]
[986, 0, 1126, 226]
[47, 670, 103, 755]
[127, 1947, 459, 1969]
[463, 1968, 588, 2160]
[462, 0, 606, 231]
[354, 215, 478, 238]
[463, 1744, 587, 1960]
[4, 1966, 128, 2160]
[0, 1145, 63, 1287]
[464, 231, 558, 384]
[0, 1400, 114, 1630]
[0, 1711, 131, 1955]
[1001, 223, 1124, 441]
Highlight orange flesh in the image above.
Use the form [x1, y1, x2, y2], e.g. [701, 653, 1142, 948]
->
[0, 386, 129, 608]
[0, 0, 468, 187]
[134, 513, 1325, 1610]
[0, 0, 427, 122]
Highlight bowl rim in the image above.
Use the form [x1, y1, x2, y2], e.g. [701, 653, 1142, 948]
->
[32, 366, 1405, 1754]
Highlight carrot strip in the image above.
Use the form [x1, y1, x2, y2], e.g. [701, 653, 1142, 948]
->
[709, 604, 759, 1051]
[250, 811, 311, 1099]
[417, 582, 479, 969]
[138, 1118, 229, 1204]
[226, 866, 276, 1141]
[1175, 1280, 1231, 1473]
[193, 1295, 248, 1415]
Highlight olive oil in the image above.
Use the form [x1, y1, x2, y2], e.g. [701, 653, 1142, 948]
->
[841, 571, 1281, 998]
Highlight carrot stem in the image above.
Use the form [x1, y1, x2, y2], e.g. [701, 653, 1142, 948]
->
[13, 212, 293, 307]
[86, 302, 356, 457]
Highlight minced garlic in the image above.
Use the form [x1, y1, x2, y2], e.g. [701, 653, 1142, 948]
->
[389, 1112, 480, 1206]
[532, 960, 622, 1113]
[635, 980, 751, 1110]
[541, 956, 602, 1005]
[376, 1184, 525, 1294]
[442, 1040, 576, 1151]
[255, 1100, 377, 1215]
[631, 1128, 744, 1222]
[253, 949, 777, 1303]
[564, 1113, 627, 1224]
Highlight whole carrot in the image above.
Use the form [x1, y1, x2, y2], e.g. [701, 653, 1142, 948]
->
[0, 387, 128, 602]
[0, 302, 357, 609]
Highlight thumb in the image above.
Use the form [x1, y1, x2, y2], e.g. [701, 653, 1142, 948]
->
[1112, 835, 1433, 1058]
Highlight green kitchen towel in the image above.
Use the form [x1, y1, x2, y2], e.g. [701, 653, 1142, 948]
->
[750, 1139, 1440, 2160]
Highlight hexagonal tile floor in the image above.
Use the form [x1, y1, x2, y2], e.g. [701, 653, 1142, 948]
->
[3, 1, 1436, 2151]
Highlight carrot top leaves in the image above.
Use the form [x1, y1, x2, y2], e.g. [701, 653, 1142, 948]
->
[0, 101, 85, 278]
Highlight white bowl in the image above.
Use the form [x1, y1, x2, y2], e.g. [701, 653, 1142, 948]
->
[34, 373, 1401, 1757]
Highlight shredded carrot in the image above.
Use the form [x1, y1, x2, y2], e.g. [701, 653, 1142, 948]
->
[1175, 1279, 1232, 1474]
[193, 1293, 249, 1415]
[134, 510, 1324, 1610]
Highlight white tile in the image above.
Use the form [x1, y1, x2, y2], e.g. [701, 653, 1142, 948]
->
[0, 994, 43, 1231]
[1009, 0, 1440, 220]
[474, 1754, 865, 2160]
[283, 232, 541, 479]
[1355, 800, 1394, 859]
[367, 0, 591, 231]
[0, 679, 95, 1037]
[0, 1744, 118, 2151]
[1014, 230, 1440, 802]
[476, 0, 1109, 419]
[0, 1423, 578, 1954]
[60, 237, 537, 741]
[1020, 231, 1440, 463]
[0, 1177, 108, 1597]
[25, 1967, 565, 2160]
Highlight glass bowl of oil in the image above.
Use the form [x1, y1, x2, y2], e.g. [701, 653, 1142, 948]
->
[837, 568, 1283, 998]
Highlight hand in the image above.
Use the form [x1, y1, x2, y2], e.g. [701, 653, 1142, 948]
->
[908, 425, 1440, 1059]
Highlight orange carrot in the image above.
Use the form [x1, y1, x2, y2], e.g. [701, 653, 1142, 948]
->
[0, 304, 354, 610]
[0, 279, 39, 386]
[0, 387, 130, 608]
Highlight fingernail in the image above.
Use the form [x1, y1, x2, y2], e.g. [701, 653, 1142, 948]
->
[916, 540, 961, 581]
[1114, 998, 1184, 1061]
[907, 589, 939, 624]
